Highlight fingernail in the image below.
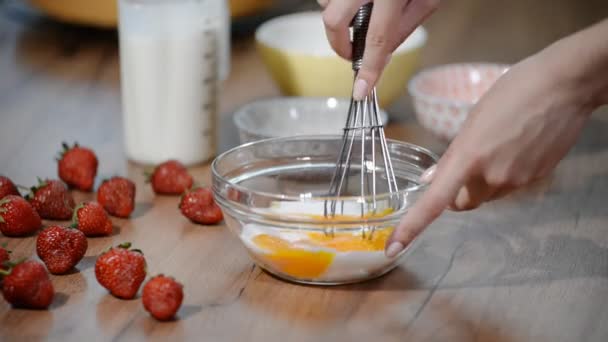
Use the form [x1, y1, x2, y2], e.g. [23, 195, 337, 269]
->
[386, 242, 405, 258]
[420, 165, 437, 184]
[352, 78, 369, 101]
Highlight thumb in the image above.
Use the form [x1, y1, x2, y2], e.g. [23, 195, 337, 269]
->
[385, 159, 468, 257]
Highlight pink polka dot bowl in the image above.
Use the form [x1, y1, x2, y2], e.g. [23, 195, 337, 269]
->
[408, 63, 510, 142]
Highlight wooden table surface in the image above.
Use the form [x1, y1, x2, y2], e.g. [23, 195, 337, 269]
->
[1, 1, 608, 341]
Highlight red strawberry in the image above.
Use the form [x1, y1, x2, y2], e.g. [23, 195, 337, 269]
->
[57, 142, 99, 192]
[95, 242, 146, 299]
[0, 245, 10, 271]
[72, 202, 113, 237]
[1, 260, 54, 309]
[27, 179, 75, 220]
[146, 160, 193, 195]
[0, 176, 20, 200]
[179, 187, 223, 225]
[97, 177, 135, 218]
[36, 225, 88, 275]
[142, 275, 184, 321]
[0, 195, 42, 237]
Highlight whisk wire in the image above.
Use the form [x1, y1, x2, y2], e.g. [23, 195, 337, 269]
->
[324, 3, 399, 240]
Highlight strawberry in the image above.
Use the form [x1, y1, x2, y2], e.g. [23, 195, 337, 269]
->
[146, 160, 193, 195]
[57, 142, 99, 192]
[0, 176, 20, 200]
[1, 260, 54, 309]
[179, 187, 223, 225]
[0, 195, 42, 237]
[0, 245, 10, 271]
[97, 177, 136, 218]
[95, 242, 146, 299]
[72, 202, 113, 237]
[36, 225, 88, 275]
[27, 179, 75, 220]
[142, 275, 184, 321]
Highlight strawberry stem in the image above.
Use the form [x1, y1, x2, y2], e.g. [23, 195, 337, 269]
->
[0, 197, 10, 207]
[71, 202, 85, 227]
[2, 257, 25, 273]
[57, 142, 73, 161]
[0, 243, 10, 254]
[143, 170, 154, 183]
[15, 184, 30, 192]
[26, 178, 48, 200]
[118, 242, 132, 249]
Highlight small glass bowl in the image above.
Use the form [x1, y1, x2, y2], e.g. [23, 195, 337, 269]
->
[233, 96, 388, 144]
[211, 135, 438, 285]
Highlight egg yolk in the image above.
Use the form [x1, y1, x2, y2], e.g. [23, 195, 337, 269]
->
[251, 208, 395, 279]
[252, 227, 393, 279]
[252, 234, 335, 279]
[307, 228, 393, 252]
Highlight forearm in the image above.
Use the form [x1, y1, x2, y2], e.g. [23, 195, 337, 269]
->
[540, 18, 608, 109]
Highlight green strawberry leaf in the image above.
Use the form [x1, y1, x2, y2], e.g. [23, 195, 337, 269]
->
[1, 257, 26, 275]
[26, 178, 48, 200]
[143, 169, 154, 183]
[0, 197, 10, 207]
[118, 242, 132, 249]
[71, 202, 85, 228]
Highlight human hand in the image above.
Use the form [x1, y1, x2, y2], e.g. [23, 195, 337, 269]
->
[384, 47, 601, 258]
[318, 0, 440, 100]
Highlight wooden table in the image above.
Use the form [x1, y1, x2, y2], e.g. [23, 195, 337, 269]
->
[1, 1, 608, 341]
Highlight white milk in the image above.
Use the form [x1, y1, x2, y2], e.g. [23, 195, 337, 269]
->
[118, 0, 229, 165]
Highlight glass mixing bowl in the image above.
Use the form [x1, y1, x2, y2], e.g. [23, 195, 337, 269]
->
[211, 135, 438, 285]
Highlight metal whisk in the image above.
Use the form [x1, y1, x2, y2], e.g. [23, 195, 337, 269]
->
[325, 3, 399, 219]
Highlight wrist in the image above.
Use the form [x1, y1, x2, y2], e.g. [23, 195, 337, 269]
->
[529, 45, 595, 116]
[539, 20, 608, 110]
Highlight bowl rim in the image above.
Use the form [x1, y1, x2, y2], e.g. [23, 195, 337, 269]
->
[232, 96, 389, 139]
[211, 134, 439, 226]
[254, 10, 427, 57]
[407, 62, 510, 108]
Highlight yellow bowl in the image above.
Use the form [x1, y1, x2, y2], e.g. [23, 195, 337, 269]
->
[255, 11, 427, 108]
[28, 0, 274, 28]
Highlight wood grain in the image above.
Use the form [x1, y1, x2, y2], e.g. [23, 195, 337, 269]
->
[1, 1, 608, 341]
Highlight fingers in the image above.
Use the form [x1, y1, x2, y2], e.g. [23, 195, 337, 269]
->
[396, 0, 440, 47]
[488, 185, 516, 201]
[353, 0, 441, 100]
[386, 153, 470, 257]
[321, 0, 367, 61]
[317, 0, 329, 8]
[450, 177, 494, 211]
[420, 164, 436, 184]
[353, 1, 404, 100]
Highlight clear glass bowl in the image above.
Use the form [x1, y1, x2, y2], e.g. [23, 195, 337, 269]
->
[233, 97, 388, 144]
[211, 135, 438, 285]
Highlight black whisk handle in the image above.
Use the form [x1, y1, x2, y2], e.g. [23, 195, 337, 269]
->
[351, 2, 373, 71]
